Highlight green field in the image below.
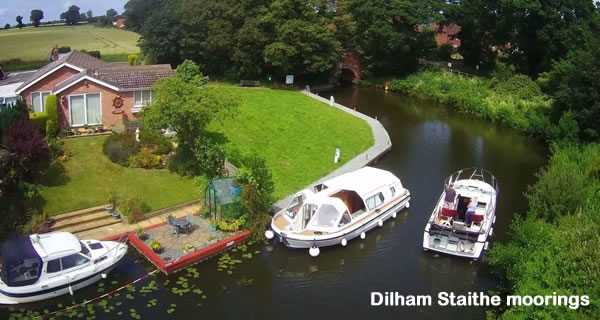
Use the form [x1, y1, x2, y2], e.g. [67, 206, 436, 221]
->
[39, 88, 373, 215]
[0, 24, 140, 61]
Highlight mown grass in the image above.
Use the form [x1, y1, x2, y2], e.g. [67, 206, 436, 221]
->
[390, 70, 553, 135]
[210, 88, 374, 201]
[0, 24, 139, 61]
[0, 53, 136, 72]
[39, 89, 373, 214]
[38, 136, 201, 216]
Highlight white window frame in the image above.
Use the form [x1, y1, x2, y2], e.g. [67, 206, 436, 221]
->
[31, 91, 51, 113]
[68, 92, 103, 127]
[133, 89, 152, 111]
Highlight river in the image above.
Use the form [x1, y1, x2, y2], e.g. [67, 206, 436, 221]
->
[5, 86, 547, 320]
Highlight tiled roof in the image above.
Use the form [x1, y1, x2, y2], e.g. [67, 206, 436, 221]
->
[16, 50, 173, 93]
[96, 65, 174, 89]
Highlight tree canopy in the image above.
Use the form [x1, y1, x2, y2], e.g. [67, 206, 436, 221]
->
[61, 5, 82, 25]
[15, 16, 23, 29]
[30, 10, 44, 27]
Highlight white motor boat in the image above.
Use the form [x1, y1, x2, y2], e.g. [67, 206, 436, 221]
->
[0, 232, 127, 304]
[267, 167, 410, 255]
[423, 168, 498, 260]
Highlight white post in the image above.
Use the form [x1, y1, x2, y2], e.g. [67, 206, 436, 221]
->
[135, 127, 140, 142]
[330, 95, 334, 106]
[334, 148, 341, 163]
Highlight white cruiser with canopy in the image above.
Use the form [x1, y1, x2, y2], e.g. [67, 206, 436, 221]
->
[0, 232, 127, 304]
[423, 168, 499, 260]
[267, 167, 410, 255]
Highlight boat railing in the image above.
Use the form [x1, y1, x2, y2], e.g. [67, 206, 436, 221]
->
[444, 167, 499, 194]
[93, 234, 129, 273]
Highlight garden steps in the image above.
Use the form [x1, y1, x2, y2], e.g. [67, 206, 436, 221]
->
[59, 217, 123, 235]
[51, 204, 123, 235]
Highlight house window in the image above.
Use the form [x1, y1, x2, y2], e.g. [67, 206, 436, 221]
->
[31, 91, 51, 113]
[69, 93, 102, 127]
[0, 96, 18, 110]
[134, 90, 152, 107]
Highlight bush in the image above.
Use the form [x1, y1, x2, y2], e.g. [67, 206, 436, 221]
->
[129, 148, 162, 168]
[117, 196, 151, 223]
[102, 133, 140, 166]
[45, 137, 64, 160]
[494, 74, 543, 101]
[58, 46, 71, 53]
[127, 54, 140, 66]
[29, 112, 48, 133]
[45, 95, 59, 137]
[238, 155, 274, 241]
[81, 50, 101, 59]
[20, 213, 48, 235]
[140, 130, 173, 155]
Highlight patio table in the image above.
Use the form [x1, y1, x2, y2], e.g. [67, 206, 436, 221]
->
[173, 219, 192, 233]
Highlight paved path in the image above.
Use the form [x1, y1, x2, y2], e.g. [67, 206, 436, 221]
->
[271, 90, 392, 212]
[75, 203, 202, 240]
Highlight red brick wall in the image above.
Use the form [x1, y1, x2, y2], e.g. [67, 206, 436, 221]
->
[21, 66, 79, 105]
[58, 82, 137, 129]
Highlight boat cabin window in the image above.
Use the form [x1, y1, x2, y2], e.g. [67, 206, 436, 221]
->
[390, 187, 396, 197]
[338, 211, 352, 227]
[80, 242, 91, 257]
[285, 195, 306, 219]
[47, 259, 62, 273]
[309, 204, 341, 229]
[61, 253, 90, 270]
[314, 183, 327, 192]
[366, 193, 385, 210]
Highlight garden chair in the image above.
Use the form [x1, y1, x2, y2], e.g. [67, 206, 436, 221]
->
[167, 215, 180, 235]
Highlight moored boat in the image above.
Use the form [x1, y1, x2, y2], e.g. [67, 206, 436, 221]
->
[0, 232, 127, 304]
[423, 168, 498, 260]
[266, 167, 410, 256]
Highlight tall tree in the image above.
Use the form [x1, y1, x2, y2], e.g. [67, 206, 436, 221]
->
[4, 23, 10, 30]
[62, 5, 82, 25]
[15, 16, 23, 29]
[348, 0, 442, 76]
[30, 10, 44, 27]
[86, 9, 93, 19]
[106, 8, 118, 22]
[124, 0, 162, 32]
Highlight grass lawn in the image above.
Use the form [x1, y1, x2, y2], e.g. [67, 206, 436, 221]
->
[39, 88, 373, 215]
[207, 88, 374, 201]
[0, 24, 140, 61]
[38, 136, 201, 216]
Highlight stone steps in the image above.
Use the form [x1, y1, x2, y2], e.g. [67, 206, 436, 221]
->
[51, 204, 123, 236]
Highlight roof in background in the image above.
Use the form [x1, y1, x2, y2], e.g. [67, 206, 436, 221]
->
[96, 64, 174, 89]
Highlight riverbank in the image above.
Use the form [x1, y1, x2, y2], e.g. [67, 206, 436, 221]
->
[271, 90, 392, 212]
[389, 70, 553, 137]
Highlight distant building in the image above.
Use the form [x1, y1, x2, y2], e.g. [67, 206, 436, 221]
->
[430, 23, 461, 48]
[112, 18, 126, 28]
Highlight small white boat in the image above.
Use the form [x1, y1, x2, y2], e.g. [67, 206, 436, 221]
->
[423, 168, 498, 260]
[267, 167, 410, 255]
[0, 232, 127, 304]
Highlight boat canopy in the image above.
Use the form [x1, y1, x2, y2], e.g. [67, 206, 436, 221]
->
[322, 167, 401, 199]
[0, 237, 43, 287]
[307, 197, 349, 231]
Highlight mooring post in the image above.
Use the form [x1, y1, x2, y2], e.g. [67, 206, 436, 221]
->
[330, 96, 335, 106]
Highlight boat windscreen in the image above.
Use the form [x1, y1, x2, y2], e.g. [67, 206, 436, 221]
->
[0, 237, 43, 287]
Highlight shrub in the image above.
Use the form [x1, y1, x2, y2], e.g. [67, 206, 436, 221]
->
[29, 112, 48, 133]
[129, 148, 162, 168]
[238, 155, 274, 241]
[149, 240, 161, 251]
[127, 54, 140, 66]
[45, 95, 59, 137]
[45, 137, 64, 160]
[58, 46, 71, 53]
[117, 196, 151, 223]
[7, 115, 49, 168]
[135, 227, 145, 239]
[494, 74, 543, 101]
[20, 213, 47, 235]
[102, 133, 140, 166]
[81, 50, 101, 59]
[191, 137, 225, 178]
[140, 130, 173, 155]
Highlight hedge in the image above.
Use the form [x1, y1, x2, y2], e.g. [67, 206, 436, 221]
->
[29, 112, 48, 133]
[45, 94, 59, 137]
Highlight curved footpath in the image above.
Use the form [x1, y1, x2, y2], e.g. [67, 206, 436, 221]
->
[271, 90, 392, 212]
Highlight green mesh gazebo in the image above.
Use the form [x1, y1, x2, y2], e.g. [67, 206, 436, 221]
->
[205, 177, 242, 220]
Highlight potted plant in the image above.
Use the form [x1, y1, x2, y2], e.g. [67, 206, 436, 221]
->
[106, 194, 115, 213]
[182, 244, 195, 254]
[135, 227, 146, 240]
[150, 240, 162, 253]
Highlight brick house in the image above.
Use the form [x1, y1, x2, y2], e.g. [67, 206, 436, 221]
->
[14, 50, 173, 130]
[430, 23, 461, 48]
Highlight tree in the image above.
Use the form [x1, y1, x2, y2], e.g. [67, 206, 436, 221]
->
[62, 5, 82, 25]
[80, 12, 87, 21]
[86, 9, 93, 19]
[15, 16, 23, 29]
[238, 155, 275, 240]
[104, 8, 118, 25]
[30, 9, 44, 27]
[124, 0, 163, 32]
[545, 41, 600, 140]
[3, 23, 9, 30]
[140, 61, 240, 149]
[139, 8, 185, 66]
[348, 0, 442, 76]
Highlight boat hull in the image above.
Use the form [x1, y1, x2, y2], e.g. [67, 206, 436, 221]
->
[422, 230, 488, 260]
[273, 195, 410, 249]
